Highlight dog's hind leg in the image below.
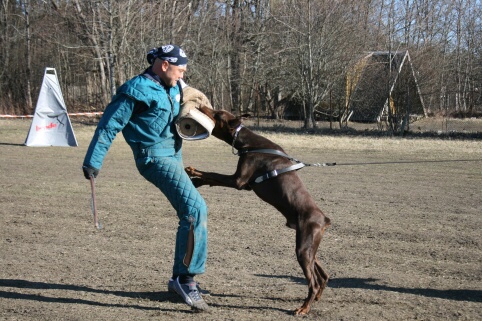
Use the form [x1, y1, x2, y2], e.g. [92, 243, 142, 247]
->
[294, 221, 324, 315]
[294, 214, 330, 315]
[314, 258, 329, 301]
[314, 216, 330, 301]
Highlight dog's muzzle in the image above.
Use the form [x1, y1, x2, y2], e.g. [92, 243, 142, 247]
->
[176, 106, 215, 141]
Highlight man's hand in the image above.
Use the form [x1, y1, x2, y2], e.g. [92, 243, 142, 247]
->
[82, 165, 99, 179]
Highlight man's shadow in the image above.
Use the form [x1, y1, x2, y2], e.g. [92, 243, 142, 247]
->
[0, 279, 189, 312]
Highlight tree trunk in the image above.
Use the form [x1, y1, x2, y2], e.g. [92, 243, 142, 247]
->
[73, 0, 108, 104]
[24, 0, 32, 113]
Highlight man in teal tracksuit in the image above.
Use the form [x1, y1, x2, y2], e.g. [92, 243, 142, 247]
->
[82, 45, 209, 311]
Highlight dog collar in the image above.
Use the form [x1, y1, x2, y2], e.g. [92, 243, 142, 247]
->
[231, 124, 244, 155]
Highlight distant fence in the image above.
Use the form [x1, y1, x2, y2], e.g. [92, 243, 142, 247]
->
[246, 116, 482, 136]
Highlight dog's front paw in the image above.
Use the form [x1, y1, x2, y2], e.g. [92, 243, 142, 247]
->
[185, 166, 198, 176]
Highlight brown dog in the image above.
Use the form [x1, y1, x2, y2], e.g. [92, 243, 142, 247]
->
[185, 106, 331, 315]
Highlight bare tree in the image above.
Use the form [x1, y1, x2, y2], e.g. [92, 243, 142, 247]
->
[0, 0, 480, 120]
[0, 0, 12, 112]
[266, 0, 366, 127]
[23, 0, 33, 111]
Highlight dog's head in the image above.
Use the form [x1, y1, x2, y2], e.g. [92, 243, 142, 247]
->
[197, 106, 250, 144]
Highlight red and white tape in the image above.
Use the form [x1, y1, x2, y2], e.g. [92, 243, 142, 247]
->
[0, 112, 104, 119]
[0, 114, 33, 118]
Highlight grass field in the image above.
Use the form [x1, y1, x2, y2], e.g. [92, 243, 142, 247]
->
[1, 118, 481, 320]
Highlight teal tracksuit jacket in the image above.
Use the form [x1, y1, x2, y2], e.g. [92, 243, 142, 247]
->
[83, 70, 208, 276]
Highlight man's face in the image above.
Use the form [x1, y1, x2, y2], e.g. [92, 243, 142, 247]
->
[160, 60, 186, 87]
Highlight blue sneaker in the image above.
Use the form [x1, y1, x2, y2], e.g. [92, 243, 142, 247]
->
[172, 277, 209, 311]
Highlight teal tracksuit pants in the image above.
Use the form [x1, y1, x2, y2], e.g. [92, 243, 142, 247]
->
[135, 151, 208, 276]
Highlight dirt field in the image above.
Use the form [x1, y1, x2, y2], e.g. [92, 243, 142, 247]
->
[1, 119, 481, 321]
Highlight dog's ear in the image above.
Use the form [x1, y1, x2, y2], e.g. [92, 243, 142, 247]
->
[228, 118, 241, 129]
[230, 113, 250, 127]
[227, 113, 250, 130]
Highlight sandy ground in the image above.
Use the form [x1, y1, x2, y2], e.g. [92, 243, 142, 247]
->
[1, 119, 481, 321]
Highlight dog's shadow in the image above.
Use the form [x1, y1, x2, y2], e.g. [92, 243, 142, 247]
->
[255, 274, 482, 303]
